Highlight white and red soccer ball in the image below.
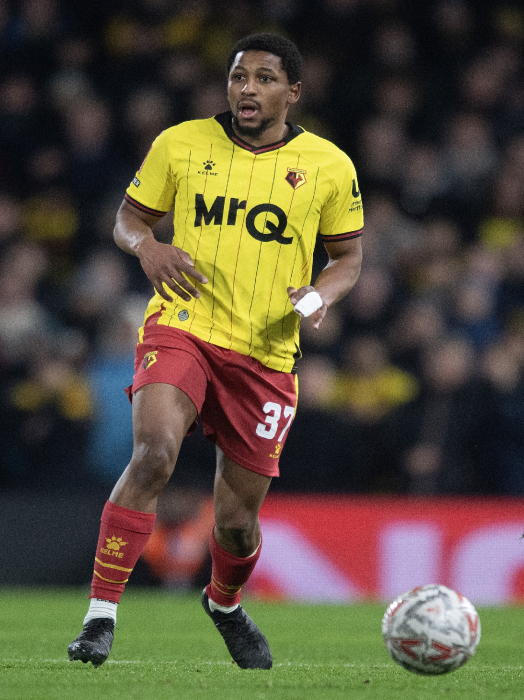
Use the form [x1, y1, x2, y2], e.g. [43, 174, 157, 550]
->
[382, 584, 481, 675]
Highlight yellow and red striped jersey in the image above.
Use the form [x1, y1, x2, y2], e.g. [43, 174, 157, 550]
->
[125, 111, 363, 372]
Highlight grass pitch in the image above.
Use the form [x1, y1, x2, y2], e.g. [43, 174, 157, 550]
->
[1, 588, 522, 700]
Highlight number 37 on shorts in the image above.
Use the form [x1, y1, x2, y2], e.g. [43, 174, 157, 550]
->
[256, 402, 295, 458]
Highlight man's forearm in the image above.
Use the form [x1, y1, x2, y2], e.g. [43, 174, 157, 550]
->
[314, 248, 362, 307]
[113, 202, 160, 258]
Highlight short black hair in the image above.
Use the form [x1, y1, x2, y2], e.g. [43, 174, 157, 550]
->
[227, 33, 302, 84]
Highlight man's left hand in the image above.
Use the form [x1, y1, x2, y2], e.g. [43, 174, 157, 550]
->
[287, 286, 327, 330]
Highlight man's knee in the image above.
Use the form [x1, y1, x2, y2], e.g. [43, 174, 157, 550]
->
[127, 438, 179, 492]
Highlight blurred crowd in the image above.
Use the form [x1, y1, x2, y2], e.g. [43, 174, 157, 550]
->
[2, 0, 524, 496]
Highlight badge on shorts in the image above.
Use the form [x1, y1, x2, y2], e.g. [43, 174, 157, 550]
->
[142, 351, 158, 370]
[178, 310, 189, 321]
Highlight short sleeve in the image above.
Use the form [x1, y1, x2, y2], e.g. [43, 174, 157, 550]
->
[125, 129, 176, 216]
[319, 156, 363, 242]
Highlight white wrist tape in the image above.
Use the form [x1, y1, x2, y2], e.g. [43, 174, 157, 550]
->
[294, 291, 323, 318]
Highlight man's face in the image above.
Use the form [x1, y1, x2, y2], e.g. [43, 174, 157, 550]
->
[227, 50, 300, 140]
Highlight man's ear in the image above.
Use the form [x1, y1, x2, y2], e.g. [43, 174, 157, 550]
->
[288, 82, 301, 105]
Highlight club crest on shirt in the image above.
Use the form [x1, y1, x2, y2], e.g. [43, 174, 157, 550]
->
[285, 168, 307, 190]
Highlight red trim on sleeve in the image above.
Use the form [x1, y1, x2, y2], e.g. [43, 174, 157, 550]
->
[125, 193, 167, 217]
[321, 229, 363, 242]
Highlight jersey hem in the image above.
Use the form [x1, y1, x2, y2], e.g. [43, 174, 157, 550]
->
[142, 318, 297, 374]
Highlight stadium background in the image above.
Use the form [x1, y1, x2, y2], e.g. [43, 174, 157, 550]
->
[1, 0, 524, 602]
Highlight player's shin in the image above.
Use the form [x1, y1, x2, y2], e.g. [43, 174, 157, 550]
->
[90, 500, 156, 604]
[206, 528, 261, 611]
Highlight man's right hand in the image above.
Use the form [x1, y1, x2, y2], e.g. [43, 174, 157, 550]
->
[136, 237, 208, 303]
[113, 199, 208, 303]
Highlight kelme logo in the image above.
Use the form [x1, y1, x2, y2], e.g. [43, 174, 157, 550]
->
[100, 536, 128, 558]
[270, 442, 282, 459]
[198, 160, 218, 176]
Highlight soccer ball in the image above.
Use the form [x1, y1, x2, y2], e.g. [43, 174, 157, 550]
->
[382, 584, 481, 675]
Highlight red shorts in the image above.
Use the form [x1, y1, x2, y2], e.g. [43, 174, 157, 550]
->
[126, 326, 298, 477]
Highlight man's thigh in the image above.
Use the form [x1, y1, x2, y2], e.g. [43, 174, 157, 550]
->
[131, 383, 198, 447]
[128, 340, 209, 416]
[200, 350, 298, 477]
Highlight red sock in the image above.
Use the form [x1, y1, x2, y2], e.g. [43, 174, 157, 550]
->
[90, 501, 156, 603]
[205, 529, 261, 607]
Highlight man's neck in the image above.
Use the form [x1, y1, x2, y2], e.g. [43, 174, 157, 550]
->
[231, 118, 290, 148]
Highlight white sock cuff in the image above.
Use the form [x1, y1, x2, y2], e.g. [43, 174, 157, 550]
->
[84, 598, 118, 625]
[208, 598, 239, 614]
